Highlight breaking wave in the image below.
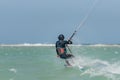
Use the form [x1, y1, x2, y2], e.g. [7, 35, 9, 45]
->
[0, 43, 120, 47]
[0, 43, 54, 46]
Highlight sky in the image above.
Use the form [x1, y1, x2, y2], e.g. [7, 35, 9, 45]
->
[0, 0, 120, 44]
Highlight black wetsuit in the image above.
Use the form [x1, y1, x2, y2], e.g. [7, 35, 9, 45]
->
[56, 40, 73, 59]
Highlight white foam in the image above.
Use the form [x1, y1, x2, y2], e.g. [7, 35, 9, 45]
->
[0, 43, 54, 46]
[69, 56, 120, 80]
[0, 43, 120, 47]
[9, 68, 17, 73]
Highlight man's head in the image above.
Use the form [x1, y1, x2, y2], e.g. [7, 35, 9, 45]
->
[58, 34, 64, 40]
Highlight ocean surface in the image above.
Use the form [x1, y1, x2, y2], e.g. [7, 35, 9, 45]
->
[0, 44, 120, 80]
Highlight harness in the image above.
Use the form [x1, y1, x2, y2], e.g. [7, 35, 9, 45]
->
[57, 47, 66, 55]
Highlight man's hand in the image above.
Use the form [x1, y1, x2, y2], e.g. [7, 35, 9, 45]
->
[68, 40, 72, 44]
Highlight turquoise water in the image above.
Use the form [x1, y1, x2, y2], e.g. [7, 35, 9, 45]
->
[0, 45, 120, 80]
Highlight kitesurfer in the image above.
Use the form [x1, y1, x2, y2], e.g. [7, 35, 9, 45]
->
[55, 34, 74, 66]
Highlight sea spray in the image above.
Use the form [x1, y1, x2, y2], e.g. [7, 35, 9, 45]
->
[68, 56, 120, 80]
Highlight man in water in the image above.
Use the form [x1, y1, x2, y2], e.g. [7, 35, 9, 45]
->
[55, 34, 74, 66]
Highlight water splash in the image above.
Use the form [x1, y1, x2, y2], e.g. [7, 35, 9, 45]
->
[68, 56, 120, 80]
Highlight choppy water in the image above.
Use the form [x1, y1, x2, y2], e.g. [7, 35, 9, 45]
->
[0, 44, 120, 80]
